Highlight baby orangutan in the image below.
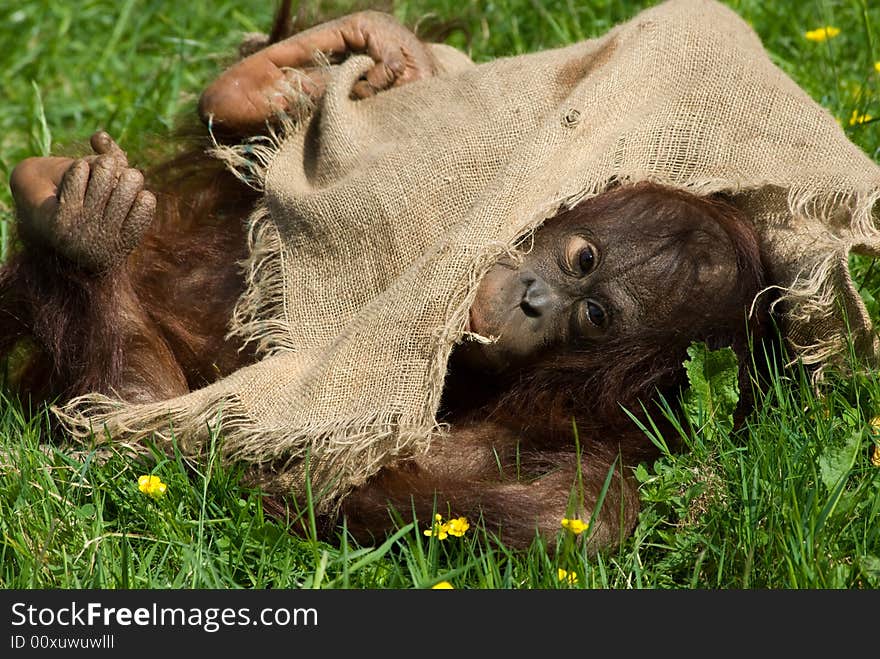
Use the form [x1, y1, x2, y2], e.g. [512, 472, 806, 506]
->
[1, 6, 770, 552]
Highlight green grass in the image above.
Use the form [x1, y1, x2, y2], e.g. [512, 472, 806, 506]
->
[1, 0, 879, 589]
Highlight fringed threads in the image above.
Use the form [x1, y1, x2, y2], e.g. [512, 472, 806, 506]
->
[228, 202, 298, 356]
[54, 388, 438, 512]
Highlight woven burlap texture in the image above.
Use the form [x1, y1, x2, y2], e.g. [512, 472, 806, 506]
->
[60, 0, 880, 508]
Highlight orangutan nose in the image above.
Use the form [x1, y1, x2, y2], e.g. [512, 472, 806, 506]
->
[520, 272, 552, 317]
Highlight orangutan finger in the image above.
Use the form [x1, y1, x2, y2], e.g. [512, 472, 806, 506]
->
[82, 156, 121, 220]
[103, 168, 144, 234]
[363, 61, 398, 92]
[118, 189, 157, 255]
[54, 160, 92, 232]
[90, 131, 129, 166]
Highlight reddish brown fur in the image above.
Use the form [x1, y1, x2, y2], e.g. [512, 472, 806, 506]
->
[0, 3, 773, 552]
[133, 149, 259, 391]
[0, 146, 257, 405]
[338, 415, 645, 550]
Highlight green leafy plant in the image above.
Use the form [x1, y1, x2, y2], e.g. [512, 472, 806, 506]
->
[681, 342, 741, 443]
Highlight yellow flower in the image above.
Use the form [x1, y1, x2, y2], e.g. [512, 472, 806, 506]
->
[446, 517, 470, 537]
[424, 525, 449, 540]
[424, 514, 449, 540]
[432, 581, 454, 589]
[557, 568, 578, 585]
[561, 517, 589, 535]
[425, 514, 469, 539]
[849, 110, 873, 126]
[137, 474, 167, 499]
[804, 26, 840, 42]
[874, 62, 880, 74]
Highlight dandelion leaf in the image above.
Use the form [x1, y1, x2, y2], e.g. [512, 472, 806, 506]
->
[682, 342, 740, 442]
[818, 430, 860, 492]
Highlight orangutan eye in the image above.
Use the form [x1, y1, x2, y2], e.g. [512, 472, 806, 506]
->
[585, 300, 606, 327]
[578, 246, 596, 274]
[564, 236, 599, 276]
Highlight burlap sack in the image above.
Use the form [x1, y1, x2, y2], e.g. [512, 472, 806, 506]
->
[60, 0, 880, 508]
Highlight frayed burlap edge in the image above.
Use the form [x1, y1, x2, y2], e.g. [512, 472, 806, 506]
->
[746, 185, 880, 378]
[53, 386, 449, 512]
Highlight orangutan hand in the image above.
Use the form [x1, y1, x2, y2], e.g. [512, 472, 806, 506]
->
[9, 131, 156, 274]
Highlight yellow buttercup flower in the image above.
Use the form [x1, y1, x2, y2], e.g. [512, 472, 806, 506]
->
[424, 513, 449, 540]
[804, 26, 840, 42]
[424, 514, 469, 539]
[849, 110, 873, 126]
[137, 474, 167, 499]
[561, 517, 589, 535]
[446, 517, 470, 537]
[424, 525, 448, 540]
[557, 568, 578, 585]
[432, 581, 454, 589]
[874, 62, 880, 74]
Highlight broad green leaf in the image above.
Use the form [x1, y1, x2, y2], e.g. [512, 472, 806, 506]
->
[818, 430, 860, 492]
[681, 342, 740, 442]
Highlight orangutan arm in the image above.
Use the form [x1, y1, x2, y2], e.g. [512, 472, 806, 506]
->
[198, 10, 437, 134]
